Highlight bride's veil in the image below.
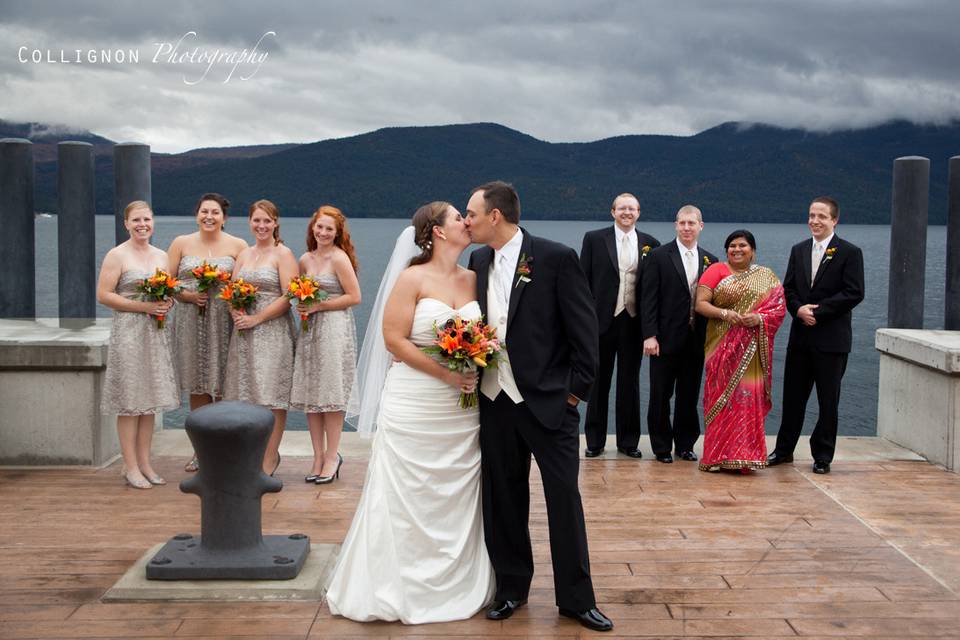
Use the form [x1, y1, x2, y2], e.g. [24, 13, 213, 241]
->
[346, 225, 420, 437]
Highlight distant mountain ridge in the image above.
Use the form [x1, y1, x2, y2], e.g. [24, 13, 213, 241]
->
[6, 118, 959, 223]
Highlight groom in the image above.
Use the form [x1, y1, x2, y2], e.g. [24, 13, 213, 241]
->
[465, 181, 612, 632]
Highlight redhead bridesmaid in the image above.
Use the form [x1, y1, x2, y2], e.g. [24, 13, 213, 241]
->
[291, 206, 361, 483]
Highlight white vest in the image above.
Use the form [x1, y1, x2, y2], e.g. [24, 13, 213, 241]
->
[481, 262, 524, 404]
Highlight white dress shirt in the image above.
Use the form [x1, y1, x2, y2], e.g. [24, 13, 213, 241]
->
[614, 225, 638, 317]
[494, 228, 524, 308]
[811, 232, 834, 284]
[676, 238, 699, 288]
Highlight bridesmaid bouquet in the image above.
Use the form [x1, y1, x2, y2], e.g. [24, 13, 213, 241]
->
[424, 316, 501, 408]
[137, 269, 182, 329]
[190, 261, 232, 316]
[285, 275, 329, 331]
[218, 278, 259, 335]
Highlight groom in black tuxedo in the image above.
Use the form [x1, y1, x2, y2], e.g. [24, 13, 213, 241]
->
[768, 196, 864, 474]
[579, 193, 660, 458]
[465, 181, 612, 632]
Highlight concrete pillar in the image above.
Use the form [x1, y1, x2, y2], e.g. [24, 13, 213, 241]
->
[888, 156, 929, 329]
[0, 139, 35, 318]
[947, 156, 960, 330]
[57, 142, 96, 322]
[113, 143, 151, 243]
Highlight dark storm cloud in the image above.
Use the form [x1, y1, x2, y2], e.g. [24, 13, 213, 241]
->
[3, 0, 958, 151]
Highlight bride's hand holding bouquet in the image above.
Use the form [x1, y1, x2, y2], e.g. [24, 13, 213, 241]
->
[424, 316, 501, 408]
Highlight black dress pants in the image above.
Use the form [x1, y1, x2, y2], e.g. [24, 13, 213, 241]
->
[584, 311, 641, 451]
[646, 330, 704, 456]
[479, 393, 596, 611]
[774, 345, 848, 463]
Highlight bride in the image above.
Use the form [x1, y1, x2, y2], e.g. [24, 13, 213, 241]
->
[325, 202, 495, 623]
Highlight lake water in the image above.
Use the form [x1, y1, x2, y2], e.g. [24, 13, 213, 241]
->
[31, 215, 948, 436]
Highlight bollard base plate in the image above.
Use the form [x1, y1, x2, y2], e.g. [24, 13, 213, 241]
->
[146, 533, 311, 580]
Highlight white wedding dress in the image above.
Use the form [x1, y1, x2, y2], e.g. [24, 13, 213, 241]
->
[326, 298, 495, 624]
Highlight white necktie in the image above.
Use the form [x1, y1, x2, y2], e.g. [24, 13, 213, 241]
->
[811, 242, 823, 285]
[683, 249, 696, 287]
[493, 253, 509, 315]
[619, 234, 634, 270]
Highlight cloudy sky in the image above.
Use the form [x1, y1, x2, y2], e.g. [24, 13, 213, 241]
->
[3, 0, 959, 153]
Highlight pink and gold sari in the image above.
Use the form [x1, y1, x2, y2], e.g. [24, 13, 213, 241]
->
[698, 264, 786, 471]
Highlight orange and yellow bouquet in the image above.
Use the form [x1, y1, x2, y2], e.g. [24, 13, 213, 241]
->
[190, 261, 232, 316]
[423, 316, 501, 408]
[136, 268, 182, 329]
[218, 278, 259, 334]
[285, 275, 329, 331]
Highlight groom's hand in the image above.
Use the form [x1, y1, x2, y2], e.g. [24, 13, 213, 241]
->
[566, 394, 580, 407]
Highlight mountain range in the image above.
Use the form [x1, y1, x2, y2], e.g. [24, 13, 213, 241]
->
[4, 118, 958, 223]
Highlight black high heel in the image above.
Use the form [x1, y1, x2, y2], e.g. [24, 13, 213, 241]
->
[315, 453, 342, 485]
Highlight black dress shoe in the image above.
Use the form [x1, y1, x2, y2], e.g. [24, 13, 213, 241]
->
[584, 447, 604, 458]
[617, 447, 642, 458]
[486, 599, 526, 620]
[655, 453, 673, 463]
[766, 451, 794, 466]
[559, 607, 614, 632]
[812, 460, 831, 474]
[676, 450, 698, 461]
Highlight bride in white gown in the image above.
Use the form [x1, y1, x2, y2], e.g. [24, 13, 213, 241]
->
[326, 202, 495, 624]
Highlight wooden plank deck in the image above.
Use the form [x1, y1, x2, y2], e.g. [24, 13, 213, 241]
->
[2, 438, 960, 639]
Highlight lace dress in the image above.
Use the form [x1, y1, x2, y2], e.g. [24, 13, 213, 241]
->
[222, 267, 295, 410]
[172, 255, 235, 397]
[326, 298, 494, 623]
[290, 272, 357, 413]
[101, 270, 181, 416]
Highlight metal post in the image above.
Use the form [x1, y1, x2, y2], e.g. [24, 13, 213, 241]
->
[0, 139, 35, 318]
[946, 156, 960, 330]
[888, 156, 929, 329]
[113, 143, 151, 244]
[58, 142, 96, 323]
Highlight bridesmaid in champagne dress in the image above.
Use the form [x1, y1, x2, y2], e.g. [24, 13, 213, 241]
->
[167, 193, 247, 472]
[222, 199, 299, 475]
[290, 206, 361, 483]
[98, 201, 180, 490]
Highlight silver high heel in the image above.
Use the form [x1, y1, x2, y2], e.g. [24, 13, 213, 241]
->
[121, 467, 152, 490]
[315, 453, 342, 485]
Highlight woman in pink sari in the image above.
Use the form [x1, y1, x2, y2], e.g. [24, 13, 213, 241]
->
[695, 230, 786, 473]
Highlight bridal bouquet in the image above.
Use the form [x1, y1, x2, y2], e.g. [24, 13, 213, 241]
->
[285, 275, 329, 331]
[424, 316, 501, 409]
[190, 261, 232, 316]
[137, 268, 182, 329]
[218, 278, 259, 335]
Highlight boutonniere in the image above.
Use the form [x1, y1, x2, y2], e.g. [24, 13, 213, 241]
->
[702, 255, 711, 270]
[514, 253, 532, 288]
[823, 247, 837, 262]
[641, 245, 652, 260]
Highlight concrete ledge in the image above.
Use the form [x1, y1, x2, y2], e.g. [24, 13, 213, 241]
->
[0, 318, 110, 368]
[876, 328, 960, 373]
[102, 543, 339, 602]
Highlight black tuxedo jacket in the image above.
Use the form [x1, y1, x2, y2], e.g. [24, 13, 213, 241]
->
[579, 226, 660, 335]
[640, 241, 719, 355]
[468, 230, 599, 432]
[783, 235, 864, 353]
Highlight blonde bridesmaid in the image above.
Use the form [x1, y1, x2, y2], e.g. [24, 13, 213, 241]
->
[98, 201, 180, 489]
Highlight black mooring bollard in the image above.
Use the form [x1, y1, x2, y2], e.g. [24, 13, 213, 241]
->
[946, 156, 960, 330]
[0, 138, 35, 318]
[888, 156, 929, 329]
[146, 401, 310, 580]
[113, 142, 151, 244]
[58, 141, 96, 325]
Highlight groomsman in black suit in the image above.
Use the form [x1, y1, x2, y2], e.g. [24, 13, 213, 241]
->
[768, 197, 864, 474]
[580, 193, 660, 458]
[641, 205, 718, 463]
